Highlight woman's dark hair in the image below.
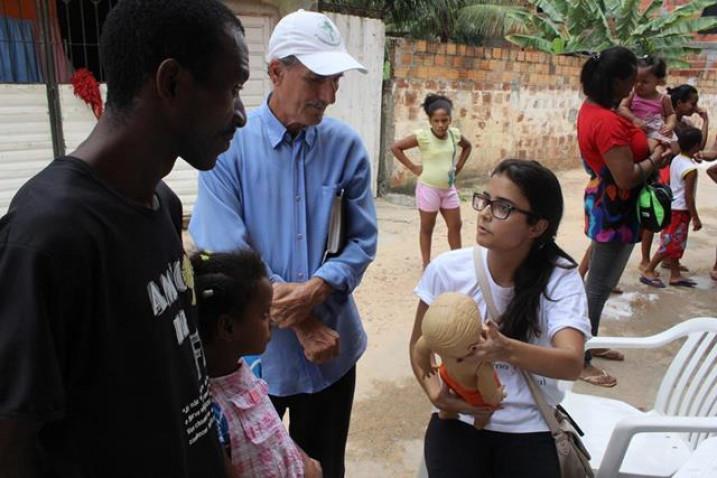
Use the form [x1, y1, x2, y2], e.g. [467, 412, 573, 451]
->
[491, 159, 577, 342]
[580, 46, 637, 108]
[676, 126, 702, 153]
[422, 94, 453, 117]
[638, 55, 667, 79]
[667, 84, 698, 107]
[190, 249, 267, 344]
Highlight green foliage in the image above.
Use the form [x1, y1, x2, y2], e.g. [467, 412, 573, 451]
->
[505, 0, 717, 66]
[325, 0, 529, 43]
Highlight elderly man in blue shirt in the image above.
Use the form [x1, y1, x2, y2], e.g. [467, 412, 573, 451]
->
[189, 9, 377, 478]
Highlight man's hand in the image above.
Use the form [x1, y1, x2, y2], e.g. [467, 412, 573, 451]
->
[292, 316, 340, 364]
[272, 278, 332, 328]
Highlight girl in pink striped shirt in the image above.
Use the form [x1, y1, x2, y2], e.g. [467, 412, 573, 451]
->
[192, 250, 322, 478]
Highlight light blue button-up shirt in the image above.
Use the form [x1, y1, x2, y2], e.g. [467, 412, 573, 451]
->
[189, 101, 378, 396]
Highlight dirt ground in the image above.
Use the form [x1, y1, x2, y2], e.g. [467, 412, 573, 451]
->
[345, 165, 717, 477]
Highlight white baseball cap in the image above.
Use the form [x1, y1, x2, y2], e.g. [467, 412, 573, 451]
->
[266, 9, 367, 76]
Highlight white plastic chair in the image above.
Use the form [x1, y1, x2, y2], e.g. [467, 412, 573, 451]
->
[561, 317, 717, 478]
[673, 436, 717, 477]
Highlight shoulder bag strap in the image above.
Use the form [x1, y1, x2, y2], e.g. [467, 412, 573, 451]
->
[472, 245, 500, 321]
[472, 245, 562, 434]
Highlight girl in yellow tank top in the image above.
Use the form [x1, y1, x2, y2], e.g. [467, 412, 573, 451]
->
[391, 94, 473, 269]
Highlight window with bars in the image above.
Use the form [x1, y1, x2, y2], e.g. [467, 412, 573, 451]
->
[0, 0, 115, 84]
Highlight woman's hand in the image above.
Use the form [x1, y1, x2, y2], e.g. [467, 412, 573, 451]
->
[633, 118, 648, 131]
[411, 164, 423, 177]
[424, 371, 498, 419]
[461, 320, 512, 364]
[652, 144, 674, 169]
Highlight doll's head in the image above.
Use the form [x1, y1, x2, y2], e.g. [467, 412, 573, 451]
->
[421, 292, 482, 357]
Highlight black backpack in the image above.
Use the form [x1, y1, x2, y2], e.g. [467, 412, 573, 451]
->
[636, 182, 673, 232]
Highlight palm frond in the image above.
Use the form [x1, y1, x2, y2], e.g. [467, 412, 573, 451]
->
[456, 4, 531, 39]
[506, 33, 556, 53]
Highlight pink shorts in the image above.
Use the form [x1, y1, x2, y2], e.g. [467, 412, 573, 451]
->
[416, 182, 460, 212]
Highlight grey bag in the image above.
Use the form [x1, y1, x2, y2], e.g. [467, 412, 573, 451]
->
[472, 246, 594, 478]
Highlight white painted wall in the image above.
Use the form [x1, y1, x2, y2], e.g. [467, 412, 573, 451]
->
[0, 12, 385, 216]
[0, 84, 54, 215]
[325, 12, 385, 195]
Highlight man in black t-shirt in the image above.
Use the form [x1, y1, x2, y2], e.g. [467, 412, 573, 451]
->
[0, 1, 250, 477]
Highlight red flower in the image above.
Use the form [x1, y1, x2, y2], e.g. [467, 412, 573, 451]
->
[70, 68, 103, 119]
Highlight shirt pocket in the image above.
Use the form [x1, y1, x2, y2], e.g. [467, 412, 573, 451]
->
[322, 184, 339, 198]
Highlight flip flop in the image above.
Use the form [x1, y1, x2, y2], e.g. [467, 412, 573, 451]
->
[611, 287, 624, 295]
[640, 275, 666, 288]
[592, 349, 625, 361]
[710, 271, 717, 281]
[669, 278, 696, 287]
[579, 369, 617, 388]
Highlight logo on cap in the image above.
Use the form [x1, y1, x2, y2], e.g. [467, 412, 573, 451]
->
[315, 19, 341, 46]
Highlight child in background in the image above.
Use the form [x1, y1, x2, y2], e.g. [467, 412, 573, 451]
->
[710, 163, 717, 281]
[618, 56, 677, 153]
[694, 150, 717, 281]
[621, 56, 679, 275]
[191, 250, 322, 478]
[391, 94, 473, 269]
[640, 127, 703, 288]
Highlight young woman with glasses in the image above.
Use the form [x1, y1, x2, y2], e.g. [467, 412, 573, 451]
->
[410, 159, 591, 477]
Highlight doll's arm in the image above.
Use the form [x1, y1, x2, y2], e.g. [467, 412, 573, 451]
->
[475, 361, 504, 405]
[413, 336, 437, 378]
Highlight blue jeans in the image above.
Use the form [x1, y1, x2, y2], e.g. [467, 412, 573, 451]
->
[584, 241, 635, 364]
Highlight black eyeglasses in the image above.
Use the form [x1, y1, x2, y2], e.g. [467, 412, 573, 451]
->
[472, 192, 534, 220]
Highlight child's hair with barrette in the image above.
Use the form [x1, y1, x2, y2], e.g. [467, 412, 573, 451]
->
[638, 55, 667, 80]
[190, 249, 267, 344]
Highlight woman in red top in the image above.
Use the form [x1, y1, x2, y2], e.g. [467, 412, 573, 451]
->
[577, 47, 671, 387]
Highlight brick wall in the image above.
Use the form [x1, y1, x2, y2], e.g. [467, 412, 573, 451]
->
[382, 38, 717, 193]
[383, 38, 585, 192]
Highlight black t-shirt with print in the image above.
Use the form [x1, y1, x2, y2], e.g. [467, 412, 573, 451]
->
[0, 157, 225, 477]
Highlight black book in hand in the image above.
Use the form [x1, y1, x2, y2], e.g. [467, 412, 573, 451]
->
[323, 188, 345, 263]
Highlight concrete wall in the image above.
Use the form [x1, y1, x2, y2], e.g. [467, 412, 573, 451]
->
[0, 85, 54, 214]
[324, 12, 385, 195]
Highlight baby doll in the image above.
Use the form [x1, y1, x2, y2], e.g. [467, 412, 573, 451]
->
[415, 292, 504, 428]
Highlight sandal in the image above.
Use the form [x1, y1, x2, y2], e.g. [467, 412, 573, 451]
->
[640, 275, 666, 288]
[611, 287, 624, 295]
[579, 369, 617, 388]
[592, 348, 625, 361]
[710, 270, 717, 281]
[669, 278, 696, 287]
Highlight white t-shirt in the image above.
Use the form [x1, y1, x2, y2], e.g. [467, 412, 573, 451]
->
[414, 246, 591, 433]
[670, 154, 698, 211]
